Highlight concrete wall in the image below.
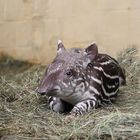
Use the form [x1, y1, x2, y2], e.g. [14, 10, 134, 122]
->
[0, 0, 140, 64]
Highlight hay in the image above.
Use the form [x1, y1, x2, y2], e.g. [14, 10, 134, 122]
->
[0, 47, 140, 140]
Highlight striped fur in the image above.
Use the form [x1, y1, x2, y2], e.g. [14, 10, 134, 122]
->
[37, 42, 126, 115]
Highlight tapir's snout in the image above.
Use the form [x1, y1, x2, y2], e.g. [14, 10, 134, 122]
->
[36, 75, 51, 95]
[36, 84, 60, 96]
[36, 68, 61, 96]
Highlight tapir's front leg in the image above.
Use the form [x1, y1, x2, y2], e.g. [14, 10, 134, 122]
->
[49, 96, 73, 113]
[70, 99, 98, 115]
[49, 96, 66, 113]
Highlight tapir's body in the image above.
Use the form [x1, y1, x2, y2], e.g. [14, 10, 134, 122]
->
[37, 41, 126, 115]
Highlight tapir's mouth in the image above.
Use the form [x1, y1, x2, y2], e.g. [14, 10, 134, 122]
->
[37, 87, 59, 96]
[46, 88, 59, 96]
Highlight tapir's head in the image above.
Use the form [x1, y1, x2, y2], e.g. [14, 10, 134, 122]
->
[37, 40, 98, 98]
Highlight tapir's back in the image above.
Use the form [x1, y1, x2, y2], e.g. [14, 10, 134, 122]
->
[89, 53, 126, 104]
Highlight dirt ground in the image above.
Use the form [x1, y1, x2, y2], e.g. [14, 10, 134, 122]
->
[0, 47, 140, 140]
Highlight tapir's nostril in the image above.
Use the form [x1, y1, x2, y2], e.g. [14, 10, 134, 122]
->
[39, 92, 46, 95]
[36, 87, 46, 95]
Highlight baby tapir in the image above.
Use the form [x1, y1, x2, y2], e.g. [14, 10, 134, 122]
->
[37, 40, 126, 115]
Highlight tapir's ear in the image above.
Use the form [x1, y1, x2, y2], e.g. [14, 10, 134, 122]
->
[85, 43, 98, 60]
[57, 40, 65, 53]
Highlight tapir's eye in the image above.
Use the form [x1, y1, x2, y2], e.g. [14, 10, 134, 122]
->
[65, 69, 77, 77]
[66, 69, 73, 76]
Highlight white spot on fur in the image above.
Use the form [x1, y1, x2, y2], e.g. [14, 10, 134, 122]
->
[59, 80, 69, 88]
[93, 66, 119, 79]
[87, 75, 90, 79]
[90, 96, 97, 101]
[106, 84, 116, 89]
[85, 81, 89, 87]
[91, 76, 102, 84]
[100, 60, 112, 65]
[89, 86, 100, 95]
[48, 63, 63, 75]
[101, 84, 119, 96]
[75, 82, 85, 93]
